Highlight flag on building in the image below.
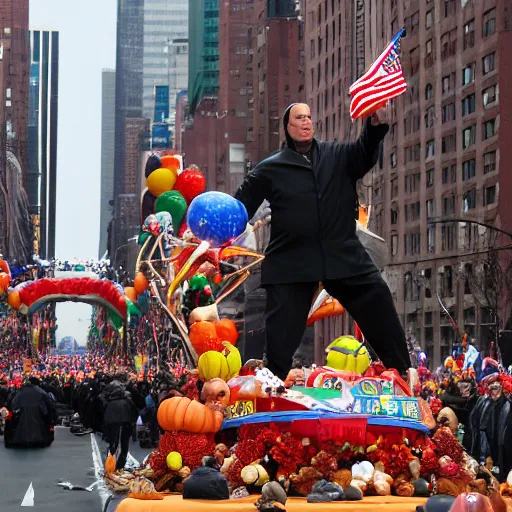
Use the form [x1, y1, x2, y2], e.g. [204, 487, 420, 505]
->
[349, 28, 407, 119]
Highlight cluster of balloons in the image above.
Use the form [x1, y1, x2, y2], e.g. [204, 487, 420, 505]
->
[144, 154, 206, 236]
[142, 153, 249, 247]
[0, 259, 11, 295]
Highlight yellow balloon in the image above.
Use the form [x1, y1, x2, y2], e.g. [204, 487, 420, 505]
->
[146, 167, 178, 197]
[166, 451, 183, 470]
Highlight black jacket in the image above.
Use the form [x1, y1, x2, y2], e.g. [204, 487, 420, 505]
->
[101, 384, 138, 426]
[235, 118, 389, 285]
[183, 467, 229, 500]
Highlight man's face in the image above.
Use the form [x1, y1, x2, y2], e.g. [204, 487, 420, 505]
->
[489, 382, 502, 401]
[287, 104, 314, 144]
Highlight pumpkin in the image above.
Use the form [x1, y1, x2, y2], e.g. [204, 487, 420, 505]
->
[198, 342, 241, 381]
[134, 272, 149, 294]
[105, 454, 116, 474]
[189, 321, 223, 355]
[156, 396, 224, 433]
[215, 318, 239, 345]
[124, 286, 138, 302]
[325, 335, 370, 374]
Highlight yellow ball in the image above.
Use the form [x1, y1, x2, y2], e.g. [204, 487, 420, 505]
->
[166, 451, 183, 471]
[146, 167, 178, 197]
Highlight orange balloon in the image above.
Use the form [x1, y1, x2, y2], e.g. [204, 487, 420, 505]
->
[0, 273, 9, 292]
[215, 318, 239, 345]
[161, 155, 180, 171]
[7, 290, 20, 310]
[134, 272, 149, 294]
[189, 321, 223, 355]
[124, 286, 138, 302]
[306, 298, 345, 326]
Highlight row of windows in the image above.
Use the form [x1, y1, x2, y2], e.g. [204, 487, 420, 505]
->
[390, 151, 497, 198]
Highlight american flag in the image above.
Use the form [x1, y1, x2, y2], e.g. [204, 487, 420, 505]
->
[349, 28, 407, 120]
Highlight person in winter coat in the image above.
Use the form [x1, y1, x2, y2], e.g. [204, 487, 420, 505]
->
[183, 456, 229, 500]
[101, 381, 138, 470]
[4, 377, 57, 448]
[235, 102, 410, 379]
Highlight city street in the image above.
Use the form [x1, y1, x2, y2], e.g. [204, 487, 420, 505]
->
[0, 427, 151, 512]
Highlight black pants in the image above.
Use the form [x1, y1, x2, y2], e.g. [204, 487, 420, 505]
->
[262, 271, 410, 380]
[105, 423, 132, 470]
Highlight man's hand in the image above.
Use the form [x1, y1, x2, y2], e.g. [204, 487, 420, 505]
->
[371, 103, 391, 125]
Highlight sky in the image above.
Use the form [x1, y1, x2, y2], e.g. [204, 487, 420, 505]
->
[30, 0, 117, 343]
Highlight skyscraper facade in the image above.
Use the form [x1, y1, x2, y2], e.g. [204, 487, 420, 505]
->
[365, 0, 511, 368]
[143, 0, 187, 142]
[27, 30, 59, 260]
[0, 0, 32, 264]
[99, 69, 116, 259]
[111, 0, 144, 266]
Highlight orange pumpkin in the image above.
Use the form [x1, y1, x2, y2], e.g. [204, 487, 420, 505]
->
[7, 290, 21, 310]
[134, 272, 149, 294]
[215, 318, 239, 345]
[189, 321, 223, 355]
[124, 286, 138, 302]
[157, 396, 223, 433]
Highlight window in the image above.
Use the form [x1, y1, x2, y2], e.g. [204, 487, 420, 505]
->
[483, 119, 496, 140]
[462, 159, 476, 181]
[405, 144, 420, 163]
[310, 40, 315, 58]
[444, 0, 455, 17]
[484, 185, 497, 206]
[463, 188, 476, 211]
[410, 11, 419, 34]
[390, 152, 397, 168]
[462, 94, 475, 116]
[425, 106, 435, 128]
[405, 202, 420, 221]
[462, 125, 476, 149]
[427, 228, 435, 253]
[442, 102, 455, 123]
[391, 234, 398, 256]
[483, 151, 496, 174]
[463, 20, 475, 50]
[442, 73, 455, 94]
[426, 139, 435, 159]
[391, 177, 398, 198]
[443, 194, 456, 215]
[426, 199, 435, 218]
[442, 165, 457, 185]
[427, 169, 434, 188]
[405, 174, 421, 194]
[483, 8, 496, 38]
[483, 53, 496, 75]
[425, 83, 433, 100]
[426, 39, 433, 55]
[441, 225, 456, 251]
[442, 133, 456, 154]
[441, 30, 457, 58]
[409, 46, 420, 75]
[462, 63, 475, 86]
[426, 9, 433, 29]
[391, 207, 398, 225]
[483, 85, 497, 107]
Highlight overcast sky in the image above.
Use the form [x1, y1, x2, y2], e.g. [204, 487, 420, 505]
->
[30, 0, 117, 343]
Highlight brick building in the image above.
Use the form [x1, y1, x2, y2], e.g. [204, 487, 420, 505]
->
[363, 0, 511, 368]
[0, 0, 32, 264]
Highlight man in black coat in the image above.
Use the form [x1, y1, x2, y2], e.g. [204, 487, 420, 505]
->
[4, 377, 57, 448]
[101, 381, 139, 470]
[235, 103, 410, 379]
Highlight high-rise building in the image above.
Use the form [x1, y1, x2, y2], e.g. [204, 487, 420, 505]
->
[249, 0, 305, 166]
[143, 0, 187, 149]
[0, 0, 32, 264]
[99, 69, 115, 259]
[27, 30, 59, 260]
[364, 0, 511, 368]
[110, 0, 144, 267]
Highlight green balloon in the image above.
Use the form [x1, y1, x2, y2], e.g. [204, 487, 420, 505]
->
[75, 264, 85, 271]
[138, 231, 151, 246]
[189, 273, 209, 291]
[155, 190, 187, 233]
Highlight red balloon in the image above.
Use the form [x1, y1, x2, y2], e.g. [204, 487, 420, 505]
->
[178, 221, 188, 238]
[173, 169, 206, 204]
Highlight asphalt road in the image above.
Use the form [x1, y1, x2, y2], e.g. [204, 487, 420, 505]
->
[0, 427, 151, 512]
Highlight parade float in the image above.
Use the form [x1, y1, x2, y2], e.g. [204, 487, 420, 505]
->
[93, 153, 509, 512]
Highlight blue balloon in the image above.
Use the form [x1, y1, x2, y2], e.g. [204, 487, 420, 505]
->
[187, 192, 248, 246]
